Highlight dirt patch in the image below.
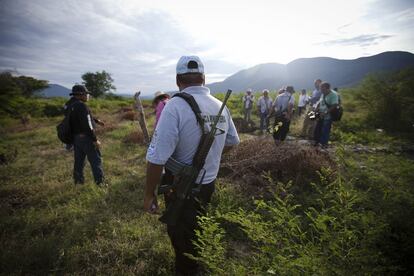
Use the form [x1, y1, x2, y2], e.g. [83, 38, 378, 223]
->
[117, 108, 153, 121]
[120, 111, 136, 121]
[115, 107, 134, 114]
[95, 122, 117, 135]
[0, 187, 29, 213]
[123, 131, 147, 145]
[232, 117, 257, 133]
[220, 136, 334, 198]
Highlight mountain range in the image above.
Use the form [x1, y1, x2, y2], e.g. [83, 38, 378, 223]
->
[38, 84, 135, 98]
[206, 51, 414, 93]
[38, 51, 414, 97]
[38, 84, 71, 98]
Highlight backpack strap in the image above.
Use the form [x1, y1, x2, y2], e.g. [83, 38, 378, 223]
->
[172, 92, 205, 133]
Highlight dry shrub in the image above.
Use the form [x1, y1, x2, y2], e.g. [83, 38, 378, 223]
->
[120, 111, 136, 121]
[116, 107, 134, 113]
[220, 136, 334, 197]
[123, 131, 145, 144]
[95, 122, 116, 135]
[232, 117, 257, 133]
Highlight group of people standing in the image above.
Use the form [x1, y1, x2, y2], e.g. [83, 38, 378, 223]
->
[242, 78, 340, 148]
[63, 56, 240, 275]
[62, 56, 340, 275]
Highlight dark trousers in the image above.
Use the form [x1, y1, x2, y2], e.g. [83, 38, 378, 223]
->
[165, 181, 215, 276]
[298, 106, 305, 116]
[272, 116, 291, 141]
[73, 135, 104, 184]
[314, 118, 332, 145]
[259, 111, 269, 131]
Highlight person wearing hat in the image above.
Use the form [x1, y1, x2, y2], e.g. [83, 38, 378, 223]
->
[256, 89, 273, 134]
[152, 91, 170, 128]
[302, 79, 322, 139]
[68, 84, 104, 185]
[242, 88, 254, 122]
[269, 85, 295, 143]
[143, 55, 240, 275]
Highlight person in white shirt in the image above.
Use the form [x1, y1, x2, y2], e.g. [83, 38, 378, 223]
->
[298, 89, 309, 116]
[256, 89, 272, 133]
[242, 88, 254, 122]
[310, 79, 322, 107]
[144, 55, 240, 275]
[269, 86, 295, 142]
[302, 79, 322, 138]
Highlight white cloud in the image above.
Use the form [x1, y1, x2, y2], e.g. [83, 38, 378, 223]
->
[0, 0, 413, 95]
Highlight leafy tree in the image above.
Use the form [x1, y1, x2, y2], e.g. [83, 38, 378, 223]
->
[15, 75, 49, 97]
[0, 71, 49, 116]
[81, 70, 116, 98]
[356, 68, 414, 133]
[0, 71, 48, 98]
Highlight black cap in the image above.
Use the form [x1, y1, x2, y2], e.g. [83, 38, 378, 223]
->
[286, 86, 295, 93]
[70, 85, 90, 96]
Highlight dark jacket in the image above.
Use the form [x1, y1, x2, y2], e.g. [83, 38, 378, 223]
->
[63, 97, 78, 117]
[68, 98, 97, 142]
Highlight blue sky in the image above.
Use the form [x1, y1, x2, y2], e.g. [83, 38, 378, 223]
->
[1, 0, 413, 96]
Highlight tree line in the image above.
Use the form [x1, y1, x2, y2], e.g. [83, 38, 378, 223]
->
[1, 68, 413, 135]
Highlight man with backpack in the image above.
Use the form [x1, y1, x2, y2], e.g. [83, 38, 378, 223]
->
[67, 84, 104, 185]
[143, 56, 239, 275]
[269, 86, 295, 143]
[313, 82, 340, 148]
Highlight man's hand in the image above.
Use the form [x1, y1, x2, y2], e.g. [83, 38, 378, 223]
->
[93, 140, 101, 150]
[143, 194, 159, 214]
[96, 119, 105, 126]
[144, 162, 164, 214]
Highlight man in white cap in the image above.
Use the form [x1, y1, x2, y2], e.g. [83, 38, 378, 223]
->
[143, 55, 240, 275]
[242, 88, 254, 122]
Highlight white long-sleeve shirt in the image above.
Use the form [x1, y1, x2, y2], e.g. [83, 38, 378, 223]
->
[298, 94, 309, 107]
[257, 96, 272, 113]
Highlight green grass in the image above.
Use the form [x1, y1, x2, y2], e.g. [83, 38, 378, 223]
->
[0, 113, 174, 275]
[1, 90, 414, 274]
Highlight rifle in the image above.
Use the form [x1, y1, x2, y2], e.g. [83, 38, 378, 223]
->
[158, 89, 232, 225]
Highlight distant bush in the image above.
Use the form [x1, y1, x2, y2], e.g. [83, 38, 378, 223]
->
[355, 68, 414, 133]
[43, 103, 64, 117]
[103, 93, 125, 101]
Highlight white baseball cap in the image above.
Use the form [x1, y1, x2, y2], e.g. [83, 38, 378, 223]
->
[176, 56, 205, 75]
[247, 88, 252, 93]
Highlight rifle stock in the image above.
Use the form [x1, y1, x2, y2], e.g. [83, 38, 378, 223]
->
[159, 89, 232, 225]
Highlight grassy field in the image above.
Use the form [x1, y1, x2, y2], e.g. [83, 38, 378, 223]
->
[1, 91, 414, 275]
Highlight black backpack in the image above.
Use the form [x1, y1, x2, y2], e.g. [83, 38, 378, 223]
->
[57, 106, 73, 144]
